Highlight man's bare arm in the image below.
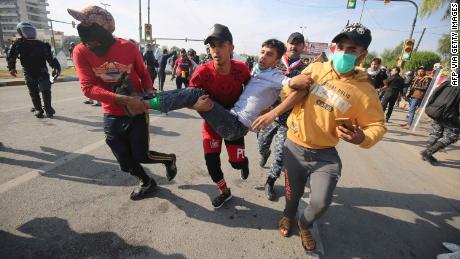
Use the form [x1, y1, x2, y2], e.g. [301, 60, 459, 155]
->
[288, 73, 313, 90]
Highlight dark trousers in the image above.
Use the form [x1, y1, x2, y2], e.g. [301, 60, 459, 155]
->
[381, 90, 399, 120]
[103, 113, 174, 183]
[428, 119, 460, 147]
[175, 76, 189, 89]
[25, 72, 52, 112]
[158, 88, 248, 141]
[147, 66, 157, 85]
[158, 69, 166, 91]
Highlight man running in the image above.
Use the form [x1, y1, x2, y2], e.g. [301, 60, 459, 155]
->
[68, 6, 177, 200]
[252, 22, 386, 253]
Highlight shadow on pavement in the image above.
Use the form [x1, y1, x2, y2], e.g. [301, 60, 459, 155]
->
[53, 115, 103, 129]
[319, 187, 460, 259]
[0, 145, 171, 187]
[154, 184, 282, 231]
[0, 217, 186, 259]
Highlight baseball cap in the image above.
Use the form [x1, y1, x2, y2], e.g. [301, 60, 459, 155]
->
[417, 66, 426, 70]
[287, 32, 304, 44]
[332, 22, 372, 49]
[204, 24, 233, 45]
[67, 6, 115, 33]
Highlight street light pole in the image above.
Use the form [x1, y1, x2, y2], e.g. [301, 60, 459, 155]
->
[139, 0, 142, 44]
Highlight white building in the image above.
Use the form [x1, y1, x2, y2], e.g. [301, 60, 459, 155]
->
[0, 0, 50, 44]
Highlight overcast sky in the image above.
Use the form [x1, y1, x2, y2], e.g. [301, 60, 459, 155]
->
[48, 0, 450, 55]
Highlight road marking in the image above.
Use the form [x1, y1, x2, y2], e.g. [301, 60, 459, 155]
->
[0, 139, 106, 194]
[0, 96, 82, 113]
[0, 116, 162, 194]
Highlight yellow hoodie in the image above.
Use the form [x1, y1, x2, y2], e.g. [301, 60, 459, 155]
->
[281, 61, 386, 149]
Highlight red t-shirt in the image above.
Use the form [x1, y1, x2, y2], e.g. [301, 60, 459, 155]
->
[174, 57, 193, 78]
[189, 60, 250, 109]
[73, 38, 153, 116]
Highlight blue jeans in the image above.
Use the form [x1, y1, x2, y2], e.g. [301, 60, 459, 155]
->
[407, 98, 422, 126]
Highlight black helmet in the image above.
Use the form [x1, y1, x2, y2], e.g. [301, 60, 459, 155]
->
[70, 42, 75, 46]
[17, 22, 37, 39]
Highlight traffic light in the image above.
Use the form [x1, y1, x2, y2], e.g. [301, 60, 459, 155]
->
[346, 0, 357, 9]
[401, 39, 415, 61]
[383, 0, 391, 3]
[144, 24, 152, 41]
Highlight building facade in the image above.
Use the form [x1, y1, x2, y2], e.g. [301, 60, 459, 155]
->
[0, 0, 50, 45]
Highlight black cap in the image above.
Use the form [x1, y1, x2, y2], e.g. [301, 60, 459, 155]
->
[204, 24, 233, 45]
[417, 66, 425, 70]
[332, 22, 372, 49]
[287, 32, 304, 44]
[180, 48, 186, 53]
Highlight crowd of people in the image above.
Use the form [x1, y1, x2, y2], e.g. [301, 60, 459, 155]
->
[4, 4, 458, 254]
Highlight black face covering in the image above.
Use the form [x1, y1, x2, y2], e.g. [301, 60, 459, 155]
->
[77, 23, 115, 56]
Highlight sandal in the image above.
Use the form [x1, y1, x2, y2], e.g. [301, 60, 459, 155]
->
[298, 221, 316, 252]
[278, 216, 292, 237]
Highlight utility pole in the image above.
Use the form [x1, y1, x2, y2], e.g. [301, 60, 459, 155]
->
[359, 0, 367, 23]
[138, 0, 142, 45]
[377, 0, 419, 68]
[148, 0, 150, 24]
[49, 19, 56, 53]
[413, 27, 426, 53]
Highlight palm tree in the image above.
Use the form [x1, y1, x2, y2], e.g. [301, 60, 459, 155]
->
[419, 0, 450, 20]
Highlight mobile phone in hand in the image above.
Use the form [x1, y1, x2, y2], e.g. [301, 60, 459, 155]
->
[335, 118, 354, 132]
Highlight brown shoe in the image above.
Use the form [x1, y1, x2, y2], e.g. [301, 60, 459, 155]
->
[401, 124, 411, 130]
[278, 216, 292, 237]
[298, 221, 316, 252]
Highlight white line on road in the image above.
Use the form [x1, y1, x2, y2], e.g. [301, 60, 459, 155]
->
[0, 116, 162, 194]
[0, 96, 82, 113]
[0, 139, 106, 194]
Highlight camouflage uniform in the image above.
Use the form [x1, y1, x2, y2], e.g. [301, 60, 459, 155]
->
[257, 59, 307, 179]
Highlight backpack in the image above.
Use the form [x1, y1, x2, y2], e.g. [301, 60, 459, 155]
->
[425, 80, 460, 122]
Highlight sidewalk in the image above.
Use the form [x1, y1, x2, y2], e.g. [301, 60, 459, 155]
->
[0, 75, 79, 87]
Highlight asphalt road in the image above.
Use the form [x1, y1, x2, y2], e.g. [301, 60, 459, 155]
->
[0, 80, 459, 259]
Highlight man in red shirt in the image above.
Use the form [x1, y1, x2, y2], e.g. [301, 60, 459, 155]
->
[68, 6, 177, 200]
[171, 48, 193, 89]
[189, 24, 251, 208]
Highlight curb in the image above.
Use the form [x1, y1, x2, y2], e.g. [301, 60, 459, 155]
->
[0, 76, 79, 87]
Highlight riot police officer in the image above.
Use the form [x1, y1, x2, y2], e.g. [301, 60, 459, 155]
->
[8, 22, 61, 118]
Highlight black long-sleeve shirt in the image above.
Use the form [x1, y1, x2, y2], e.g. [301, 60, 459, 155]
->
[7, 38, 60, 76]
[158, 52, 176, 71]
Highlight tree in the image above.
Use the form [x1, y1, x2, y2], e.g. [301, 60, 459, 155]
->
[420, 0, 450, 20]
[437, 33, 450, 63]
[405, 51, 441, 72]
[381, 41, 404, 68]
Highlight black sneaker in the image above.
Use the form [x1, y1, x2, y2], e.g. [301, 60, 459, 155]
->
[240, 166, 249, 180]
[45, 107, 55, 118]
[130, 178, 157, 200]
[165, 154, 177, 181]
[265, 177, 276, 201]
[212, 189, 232, 208]
[259, 150, 271, 167]
[34, 110, 44, 118]
[421, 150, 438, 165]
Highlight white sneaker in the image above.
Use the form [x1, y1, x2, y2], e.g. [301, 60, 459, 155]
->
[444, 243, 460, 252]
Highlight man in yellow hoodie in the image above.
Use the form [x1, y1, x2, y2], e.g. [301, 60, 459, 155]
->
[252, 22, 386, 253]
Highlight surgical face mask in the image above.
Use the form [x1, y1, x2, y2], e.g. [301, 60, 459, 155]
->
[332, 51, 362, 74]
